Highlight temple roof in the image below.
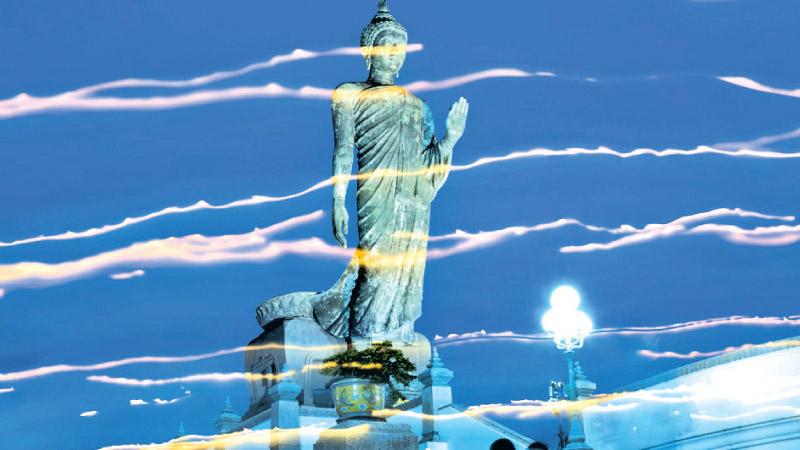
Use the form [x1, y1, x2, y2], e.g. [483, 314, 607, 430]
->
[618, 335, 800, 392]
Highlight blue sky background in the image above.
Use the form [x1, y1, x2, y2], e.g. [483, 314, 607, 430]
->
[1, 1, 799, 448]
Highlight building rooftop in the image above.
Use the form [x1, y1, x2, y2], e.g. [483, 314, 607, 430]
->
[618, 335, 800, 392]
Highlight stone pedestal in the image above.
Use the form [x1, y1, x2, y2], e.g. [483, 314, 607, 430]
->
[244, 318, 431, 419]
[313, 419, 417, 450]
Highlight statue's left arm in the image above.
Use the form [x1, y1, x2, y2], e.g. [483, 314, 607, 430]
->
[421, 97, 469, 192]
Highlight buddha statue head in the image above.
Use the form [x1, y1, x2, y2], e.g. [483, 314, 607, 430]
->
[360, 0, 408, 78]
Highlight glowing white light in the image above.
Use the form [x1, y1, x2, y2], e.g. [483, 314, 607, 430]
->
[541, 285, 593, 352]
[550, 285, 581, 310]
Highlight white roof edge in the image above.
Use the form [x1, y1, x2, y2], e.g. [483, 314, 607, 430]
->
[447, 404, 536, 446]
[619, 335, 800, 392]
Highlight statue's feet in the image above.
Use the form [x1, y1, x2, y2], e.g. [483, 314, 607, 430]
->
[255, 291, 317, 329]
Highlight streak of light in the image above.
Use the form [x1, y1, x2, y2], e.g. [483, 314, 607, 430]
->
[434, 315, 800, 347]
[130, 391, 193, 406]
[430, 208, 794, 240]
[424, 207, 795, 256]
[152, 394, 190, 405]
[0, 67, 525, 119]
[74, 358, 800, 439]
[87, 346, 800, 423]
[3, 142, 797, 250]
[0, 342, 346, 383]
[374, 373, 800, 421]
[63, 45, 421, 96]
[715, 126, 800, 151]
[110, 269, 145, 280]
[691, 223, 800, 246]
[719, 76, 800, 99]
[1, 206, 793, 296]
[86, 362, 384, 387]
[639, 347, 747, 360]
[87, 372, 286, 387]
[98, 425, 369, 450]
[0, 211, 341, 294]
[449, 146, 800, 175]
[80, 410, 98, 417]
[638, 340, 800, 360]
[691, 406, 800, 422]
[5, 314, 796, 385]
[0, 202, 328, 248]
[0, 44, 424, 120]
[563, 222, 800, 253]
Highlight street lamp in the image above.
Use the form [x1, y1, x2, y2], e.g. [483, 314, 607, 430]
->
[542, 285, 595, 450]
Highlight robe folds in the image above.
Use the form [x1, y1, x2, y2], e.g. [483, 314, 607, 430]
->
[256, 83, 451, 338]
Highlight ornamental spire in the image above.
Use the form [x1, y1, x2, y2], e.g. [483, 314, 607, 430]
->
[215, 396, 242, 434]
[429, 347, 445, 369]
[574, 361, 587, 381]
[222, 395, 234, 413]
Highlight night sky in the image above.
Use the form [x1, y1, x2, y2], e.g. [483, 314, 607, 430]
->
[1, 1, 799, 448]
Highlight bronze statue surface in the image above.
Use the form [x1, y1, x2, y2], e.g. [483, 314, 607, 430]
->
[257, 0, 468, 339]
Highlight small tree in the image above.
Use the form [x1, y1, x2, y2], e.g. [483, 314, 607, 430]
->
[321, 341, 417, 401]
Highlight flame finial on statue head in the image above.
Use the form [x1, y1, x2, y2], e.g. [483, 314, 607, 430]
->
[360, 0, 407, 50]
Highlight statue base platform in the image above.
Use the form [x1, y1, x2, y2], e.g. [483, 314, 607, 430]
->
[313, 419, 418, 450]
[243, 318, 431, 420]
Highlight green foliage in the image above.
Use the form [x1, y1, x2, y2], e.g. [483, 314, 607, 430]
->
[321, 341, 417, 400]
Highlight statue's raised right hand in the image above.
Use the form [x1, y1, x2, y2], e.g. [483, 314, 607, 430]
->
[445, 97, 469, 145]
[333, 200, 349, 248]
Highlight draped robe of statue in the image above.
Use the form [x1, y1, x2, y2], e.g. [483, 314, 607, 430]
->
[256, 82, 451, 338]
